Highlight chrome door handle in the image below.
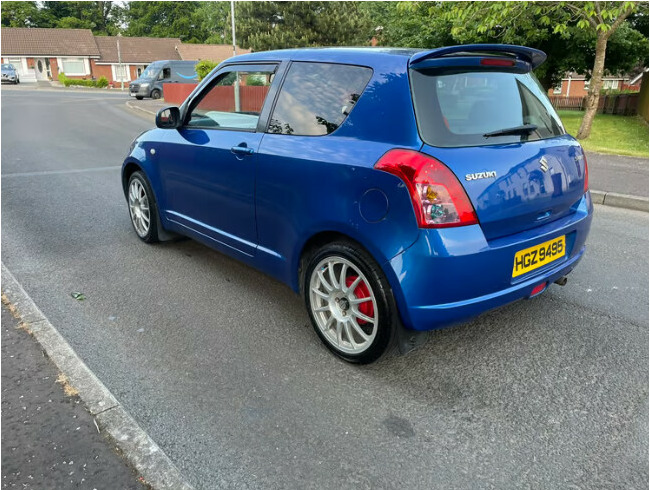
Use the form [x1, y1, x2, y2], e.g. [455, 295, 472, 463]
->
[231, 145, 254, 155]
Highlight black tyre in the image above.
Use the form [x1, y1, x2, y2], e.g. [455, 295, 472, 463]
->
[151, 89, 161, 100]
[127, 171, 160, 243]
[303, 241, 397, 364]
[135, 95, 144, 100]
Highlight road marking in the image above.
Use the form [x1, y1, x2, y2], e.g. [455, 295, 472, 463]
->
[2, 165, 121, 178]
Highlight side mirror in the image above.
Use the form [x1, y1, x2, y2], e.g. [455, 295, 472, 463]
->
[155, 106, 181, 129]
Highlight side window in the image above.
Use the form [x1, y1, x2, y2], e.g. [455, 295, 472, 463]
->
[186, 68, 274, 131]
[158, 67, 171, 80]
[268, 62, 372, 136]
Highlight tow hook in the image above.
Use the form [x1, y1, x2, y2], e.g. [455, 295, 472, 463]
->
[554, 276, 568, 286]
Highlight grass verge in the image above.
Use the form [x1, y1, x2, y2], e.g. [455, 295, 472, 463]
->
[557, 110, 649, 158]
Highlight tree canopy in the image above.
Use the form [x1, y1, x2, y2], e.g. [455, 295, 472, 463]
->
[234, 1, 372, 51]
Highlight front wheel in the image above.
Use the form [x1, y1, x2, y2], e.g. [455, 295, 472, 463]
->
[135, 95, 143, 100]
[127, 171, 160, 243]
[304, 241, 397, 364]
[150, 89, 161, 100]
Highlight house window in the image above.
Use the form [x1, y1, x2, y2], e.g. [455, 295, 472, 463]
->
[61, 58, 85, 75]
[114, 64, 128, 81]
[7, 57, 22, 75]
[553, 83, 562, 95]
[602, 79, 619, 90]
[584, 79, 590, 89]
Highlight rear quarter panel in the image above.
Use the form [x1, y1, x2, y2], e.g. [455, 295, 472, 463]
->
[256, 61, 423, 290]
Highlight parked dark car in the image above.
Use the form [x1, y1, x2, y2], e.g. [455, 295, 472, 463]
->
[121, 45, 592, 364]
[2, 63, 19, 84]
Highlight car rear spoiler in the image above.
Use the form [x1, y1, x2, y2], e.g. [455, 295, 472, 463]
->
[409, 44, 546, 71]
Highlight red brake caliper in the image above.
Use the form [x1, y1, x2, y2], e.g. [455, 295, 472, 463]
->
[345, 275, 374, 325]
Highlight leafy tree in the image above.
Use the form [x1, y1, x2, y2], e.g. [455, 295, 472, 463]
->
[195, 2, 231, 44]
[121, 1, 208, 42]
[439, 1, 647, 139]
[235, 1, 372, 51]
[360, 2, 455, 49]
[1, 1, 46, 27]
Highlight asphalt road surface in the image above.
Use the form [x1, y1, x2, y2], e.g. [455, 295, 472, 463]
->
[2, 88, 648, 489]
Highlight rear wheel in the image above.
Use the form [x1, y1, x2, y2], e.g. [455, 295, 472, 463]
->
[127, 171, 160, 243]
[304, 241, 396, 364]
[151, 89, 161, 100]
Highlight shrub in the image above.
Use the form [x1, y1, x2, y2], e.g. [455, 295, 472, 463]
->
[196, 60, 218, 81]
[246, 74, 267, 86]
[58, 73, 109, 88]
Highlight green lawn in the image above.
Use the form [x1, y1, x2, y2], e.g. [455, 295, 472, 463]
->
[557, 110, 649, 158]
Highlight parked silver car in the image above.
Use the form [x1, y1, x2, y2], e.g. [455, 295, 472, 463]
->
[1, 64, 19, 84]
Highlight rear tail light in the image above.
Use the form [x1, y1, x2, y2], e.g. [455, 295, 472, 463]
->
[374, 149, 478, 228]
[583, 153, 589, 192]
[480, 58, 516, 67]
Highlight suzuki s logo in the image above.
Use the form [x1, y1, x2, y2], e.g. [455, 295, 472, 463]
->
[465, 171, 497, 181]
[540, 156, 549, 172]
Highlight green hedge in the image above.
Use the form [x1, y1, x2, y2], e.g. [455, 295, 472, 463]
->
[58, 74, 109, 88]
[196, 60, 218, 81]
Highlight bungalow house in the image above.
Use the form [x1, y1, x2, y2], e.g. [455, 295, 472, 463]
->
[1, 27, 248, 85]
[1, 27, 100, 82]
[93, 36, 181, 85]
[548, 71, 644, 97]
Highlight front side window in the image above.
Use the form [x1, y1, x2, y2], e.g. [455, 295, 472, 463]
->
[186, 68, 274, 131]
[267, 62, 373, 136]
[410, 69, 565, 148]
[61, 58, 85, 75]
[158, 67, 171, 80]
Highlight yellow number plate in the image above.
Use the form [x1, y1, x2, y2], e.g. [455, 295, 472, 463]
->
[512, 236, 566, 278]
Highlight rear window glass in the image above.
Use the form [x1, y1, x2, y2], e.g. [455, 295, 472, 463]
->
[268, 62, 372, 136]
[410, 70, 565, 148]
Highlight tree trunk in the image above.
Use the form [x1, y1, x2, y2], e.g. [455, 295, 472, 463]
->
[577, 32, 608, 139]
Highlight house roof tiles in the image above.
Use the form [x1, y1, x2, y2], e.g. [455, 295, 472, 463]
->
[176, 43, 250, 62]
[1, 28, 100, 56]
[94, 36, 182, 63]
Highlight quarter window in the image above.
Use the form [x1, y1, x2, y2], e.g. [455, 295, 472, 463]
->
[186, 68, 274, 131]
[267, 62, 372, 136]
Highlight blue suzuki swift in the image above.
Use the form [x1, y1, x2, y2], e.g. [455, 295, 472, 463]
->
[122, 45, 592, 363]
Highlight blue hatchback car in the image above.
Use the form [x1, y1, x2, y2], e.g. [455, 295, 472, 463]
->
[122, 45, 592, 363]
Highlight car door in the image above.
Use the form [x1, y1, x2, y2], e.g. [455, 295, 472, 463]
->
[157, 63, 280, 256]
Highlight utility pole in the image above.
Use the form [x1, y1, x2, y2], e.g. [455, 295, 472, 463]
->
[231, 0, 237, 57]
[117, 33, 124, 91]
[231, 0, 240, 112]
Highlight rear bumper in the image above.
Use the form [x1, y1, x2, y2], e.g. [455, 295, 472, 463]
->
[388, 192, 593, 331]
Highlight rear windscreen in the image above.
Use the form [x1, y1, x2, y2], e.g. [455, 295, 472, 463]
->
[410, 70, 565, 148]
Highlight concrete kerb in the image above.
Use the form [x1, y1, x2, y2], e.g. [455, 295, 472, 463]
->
[590, 190, 649, 212]
[1, 263, 195, 490]
[122, 101, 649, 213]
[125, 100, 158, 117]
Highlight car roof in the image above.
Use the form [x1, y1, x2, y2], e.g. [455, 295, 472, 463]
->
[227, 47, 424, 66]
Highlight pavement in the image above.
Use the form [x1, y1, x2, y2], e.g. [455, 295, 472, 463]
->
[124, 97, 650, 212]
[2, 88, 648, 489]
[1, 304, 145, 489]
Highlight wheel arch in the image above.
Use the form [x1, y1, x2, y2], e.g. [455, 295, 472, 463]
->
[296, 230, 391, 295]
[121, 160, 143, 197]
